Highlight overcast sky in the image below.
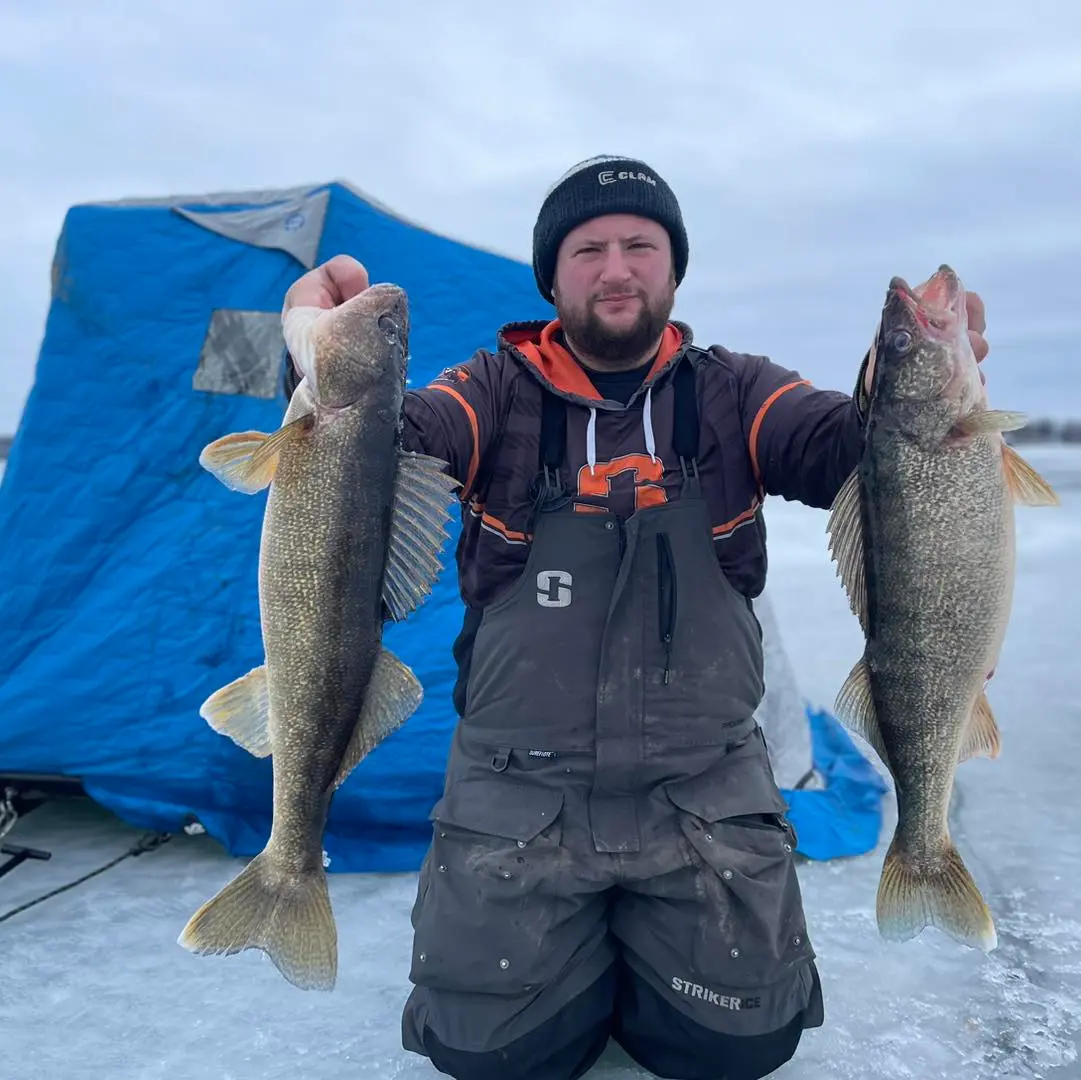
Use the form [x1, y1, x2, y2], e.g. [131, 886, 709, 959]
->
[2, 2, 1080, 434]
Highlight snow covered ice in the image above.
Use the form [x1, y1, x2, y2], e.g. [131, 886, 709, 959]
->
[2, 445, 1080, 1079]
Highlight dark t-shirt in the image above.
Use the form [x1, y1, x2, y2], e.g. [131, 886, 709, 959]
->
[585, 364, 651, 405]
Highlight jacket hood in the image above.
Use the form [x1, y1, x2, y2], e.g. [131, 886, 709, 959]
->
[498, 318, 693, 405]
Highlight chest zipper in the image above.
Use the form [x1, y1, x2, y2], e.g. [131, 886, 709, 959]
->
[657, 533, 677, 685]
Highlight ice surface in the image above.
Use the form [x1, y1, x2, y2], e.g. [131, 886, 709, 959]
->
[2, 445, 1080, 1079]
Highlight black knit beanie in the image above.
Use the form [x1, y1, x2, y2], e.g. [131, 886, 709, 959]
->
[532, 155, 689, 303]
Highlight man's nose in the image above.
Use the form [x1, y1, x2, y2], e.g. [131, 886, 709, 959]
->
[599, 245, 633, 284]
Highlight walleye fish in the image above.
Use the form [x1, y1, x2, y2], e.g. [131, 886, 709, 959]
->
[827, 264, 1057, 952]
[178, 283, 459, 990]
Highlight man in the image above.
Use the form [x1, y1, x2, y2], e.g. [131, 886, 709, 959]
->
[282, 156, 990, 1080]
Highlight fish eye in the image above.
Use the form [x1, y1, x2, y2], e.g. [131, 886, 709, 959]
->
[890, 329, 914, 353]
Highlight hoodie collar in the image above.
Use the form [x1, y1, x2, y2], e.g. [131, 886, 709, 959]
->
[500, 319, 692, 407]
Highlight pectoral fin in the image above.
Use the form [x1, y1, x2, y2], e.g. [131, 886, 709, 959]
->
[199, 666, 271, 756]
[834, 655, 890, 769]
[199, 414, 314, 493]
[952, 409, 1029, 437]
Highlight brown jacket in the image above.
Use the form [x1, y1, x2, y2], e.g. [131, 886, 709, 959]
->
[396, 318, 864, 609]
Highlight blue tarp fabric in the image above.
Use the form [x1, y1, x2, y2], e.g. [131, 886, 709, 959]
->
[784, 708, 889, 861]
[0, 181, 884, 871]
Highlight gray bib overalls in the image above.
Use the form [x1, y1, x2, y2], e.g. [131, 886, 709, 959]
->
[402, 354, 824, 1065]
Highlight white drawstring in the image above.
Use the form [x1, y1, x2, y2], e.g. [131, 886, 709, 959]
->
[643, 386, 657, 463]
[586, 407, 598, 475]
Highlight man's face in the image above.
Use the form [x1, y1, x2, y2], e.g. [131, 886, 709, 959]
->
[552, 214, 676, 364]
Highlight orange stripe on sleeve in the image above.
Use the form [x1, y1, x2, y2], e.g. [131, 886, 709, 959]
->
[431, 384, 481, 498]
[468, 500, 533, 543]
[711, 498, 761, 538]
[748, 380, 811, 492]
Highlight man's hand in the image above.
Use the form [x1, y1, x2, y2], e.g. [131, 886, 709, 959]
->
[863, 290, 990, 397]
[282, 254, 370, 315]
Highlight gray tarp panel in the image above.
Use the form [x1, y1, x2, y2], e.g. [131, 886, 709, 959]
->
[173, 188, 330, 270]
[193, 309, 285, 400]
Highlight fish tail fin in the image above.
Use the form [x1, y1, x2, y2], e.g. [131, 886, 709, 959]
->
[876, 838, 997, 952]
[178, 852, 337, 990]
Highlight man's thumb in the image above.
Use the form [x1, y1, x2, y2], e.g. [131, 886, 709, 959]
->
[323, 254, 371, 304]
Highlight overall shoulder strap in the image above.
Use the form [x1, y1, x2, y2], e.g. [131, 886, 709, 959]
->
[535, 384, 568, 499]
[538, 385, 567, 471]
[671, 351, 700, 467]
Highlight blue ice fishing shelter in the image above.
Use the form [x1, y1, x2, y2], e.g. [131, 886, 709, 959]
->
[0, 181, 884, 871]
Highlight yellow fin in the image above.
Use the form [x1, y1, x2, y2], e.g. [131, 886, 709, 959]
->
[958, 691, 1002, 762]
[826, 469, 868, 632]
[1002, 443, 1059, 506]
[199, 666, 271, 757]
[952, 409, 1028, 436]
[199, 414, 313, 493]
[876, 838, 997, 952]
[332, 647, 423, 789]
[178, 851, 337, 991]
[834, 655, 890, 768]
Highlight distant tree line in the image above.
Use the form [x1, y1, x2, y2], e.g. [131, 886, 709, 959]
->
[1004, 420, 1081, 445]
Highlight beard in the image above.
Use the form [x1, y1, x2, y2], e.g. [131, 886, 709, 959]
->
[557, 282, 675, 367]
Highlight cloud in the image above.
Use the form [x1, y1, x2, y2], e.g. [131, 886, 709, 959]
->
[2, 1, 1080, 429]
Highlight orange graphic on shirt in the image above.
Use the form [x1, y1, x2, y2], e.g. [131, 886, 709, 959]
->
[576, 454, 668, 511]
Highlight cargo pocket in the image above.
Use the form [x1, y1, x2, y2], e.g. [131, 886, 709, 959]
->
[410, 776, 577, 996]
[664, 741, 814, 991]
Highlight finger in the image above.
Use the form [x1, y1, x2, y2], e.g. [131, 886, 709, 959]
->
[322, 254, 370, 303]
[283, 255, 370, 313]
[965, 291, 986, 335]
[969, 329, 989, 363]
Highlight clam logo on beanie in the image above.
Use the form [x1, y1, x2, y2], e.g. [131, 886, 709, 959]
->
[597, 168, 657, 187]
[532, 154, 689, 303]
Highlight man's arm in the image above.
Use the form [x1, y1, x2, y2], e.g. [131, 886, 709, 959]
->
[400, 355, 507, 501]
[734, 350, 870, 511]
[283, 344, 504, 502]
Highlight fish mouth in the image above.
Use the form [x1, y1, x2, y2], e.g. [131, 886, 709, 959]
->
[378, 311, 406, 352]
[888, 265, 965, 341]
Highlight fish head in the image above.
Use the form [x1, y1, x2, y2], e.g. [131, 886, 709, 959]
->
[868, 264, 985, 438]
[293, 283, 410, 409]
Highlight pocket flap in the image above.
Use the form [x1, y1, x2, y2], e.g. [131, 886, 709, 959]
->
[430, 777, 565, 843]
[664, 743, 788, 822]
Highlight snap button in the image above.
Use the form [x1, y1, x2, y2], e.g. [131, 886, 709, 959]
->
[502, 872, 512, 879]
[730, 948, 740, 959]
[704, 832, 713, 842]
[722, 869, 733, 880]
[793, 935, 803, 946]
[605, 521, 615, 530]
[517, 841, 526, 849]
[783, 842, 793, 853]
[438, 864, 447, 873]
[499, 958, 510, 970]
[419, 953, 426, 962]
